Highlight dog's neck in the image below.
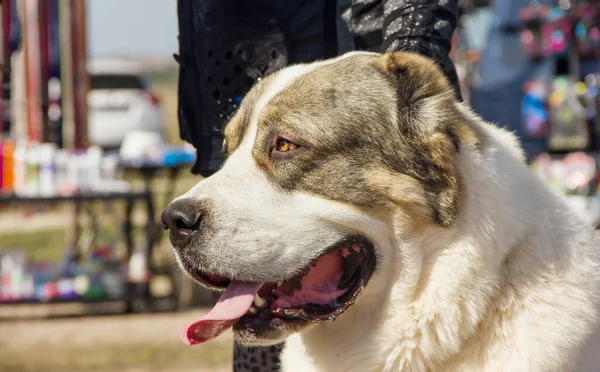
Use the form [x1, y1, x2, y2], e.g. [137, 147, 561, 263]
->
[286, 123, 598, 372]
[379, 139, 537, 369]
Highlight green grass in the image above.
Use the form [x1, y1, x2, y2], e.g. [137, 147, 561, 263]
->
[0, 229, 66, 262]
[147, 68, 178, 85]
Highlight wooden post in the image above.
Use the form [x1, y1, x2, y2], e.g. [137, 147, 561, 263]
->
[70, 0, 88, 149]
[0, 0, 6, 135]
[38, 0, 49, 142]
[59, 0, 74, 149]
[1, 0, 15, 137]
[23, 0, 42, 142]
[11, 0, 26, 142]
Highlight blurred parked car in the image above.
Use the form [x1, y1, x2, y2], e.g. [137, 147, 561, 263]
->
[87, 58, 166, 149]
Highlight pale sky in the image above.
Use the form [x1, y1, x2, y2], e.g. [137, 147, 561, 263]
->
[87, 0, 179, 58]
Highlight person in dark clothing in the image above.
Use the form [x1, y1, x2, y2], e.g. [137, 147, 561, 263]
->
[174, 1, 461, 370]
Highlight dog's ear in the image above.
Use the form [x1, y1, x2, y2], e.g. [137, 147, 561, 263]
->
[374, 52, 478, 227]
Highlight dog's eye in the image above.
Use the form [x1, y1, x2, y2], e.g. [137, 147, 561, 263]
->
[274, 138, 299, 154]
[277, 139, 291, 152]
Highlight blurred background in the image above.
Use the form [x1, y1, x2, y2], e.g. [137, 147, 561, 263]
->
[0, 0, 599, 371]
[0, 1, 230, 372]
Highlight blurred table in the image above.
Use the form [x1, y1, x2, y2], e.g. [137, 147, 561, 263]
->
[0, 190, 153, 311]
[119, 155, 196, 309]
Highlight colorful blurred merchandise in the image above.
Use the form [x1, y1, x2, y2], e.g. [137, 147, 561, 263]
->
[518, 2, 600, 60]
[521, 74, 600, 152]
[546, 77, 592, 151]
[531, 152, 597, 194]
[530, 151, 600, 226]
[118, 131, 197, 168]
[522, 82, 549, 138]
[0, 140, 130, 196]
[0, 138, 196, 197]
[1, 140, 15, 192]
[0, 245, 127, 303]
[121, 144, 196, 168]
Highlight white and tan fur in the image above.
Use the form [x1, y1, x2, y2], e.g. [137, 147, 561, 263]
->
[170, 52, 600, 371]
[282, 107, 600, 372]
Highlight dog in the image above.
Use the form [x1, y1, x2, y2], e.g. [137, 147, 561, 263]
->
[162, 51, 600, 371]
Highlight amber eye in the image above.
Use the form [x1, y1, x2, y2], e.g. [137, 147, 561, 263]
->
[272, 137, 299, 156]
[277, 138, 292, 152]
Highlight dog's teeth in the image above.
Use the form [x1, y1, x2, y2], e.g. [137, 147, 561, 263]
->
[248, 307, 257, 314]
[254, 294, 266, 307]
[276, 281, 283, 287]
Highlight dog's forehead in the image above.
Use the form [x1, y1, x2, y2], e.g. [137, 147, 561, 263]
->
[224, 52, 385, 152]
[261, 57, 395, 140]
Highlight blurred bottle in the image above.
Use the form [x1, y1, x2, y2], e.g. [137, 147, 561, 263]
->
[12, 140, 27, 195]
[65, 151, 79, 195]
[521, 82, 549, 139]
[38, 143, 57, 196]
[73, 275, 90, 297]
[75, 151, 89, 192]
[56, 278, 77, 300]
[54, 149, 68, 194]
[547, 77, 589, 151]
[86, 146, 102, 191]
[128, 250, 147, 283]
[24, 144, 40, 196]
[2, 141, 15, 194]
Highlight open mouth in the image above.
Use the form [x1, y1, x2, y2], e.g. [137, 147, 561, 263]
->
[179, 236, 376, 345]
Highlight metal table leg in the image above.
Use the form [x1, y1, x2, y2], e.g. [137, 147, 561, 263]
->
[124, 197, 134, 313]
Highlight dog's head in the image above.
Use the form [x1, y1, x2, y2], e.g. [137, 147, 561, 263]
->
[162, 52, 479, 346]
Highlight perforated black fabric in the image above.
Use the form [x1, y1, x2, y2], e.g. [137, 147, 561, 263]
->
[176, 0, 337, 176]
[233, 341, 283, 372]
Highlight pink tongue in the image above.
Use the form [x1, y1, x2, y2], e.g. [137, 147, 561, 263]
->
[180, 281, 261, 345]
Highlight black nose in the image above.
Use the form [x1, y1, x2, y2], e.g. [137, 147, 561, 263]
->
[161, 199, 202, 249]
